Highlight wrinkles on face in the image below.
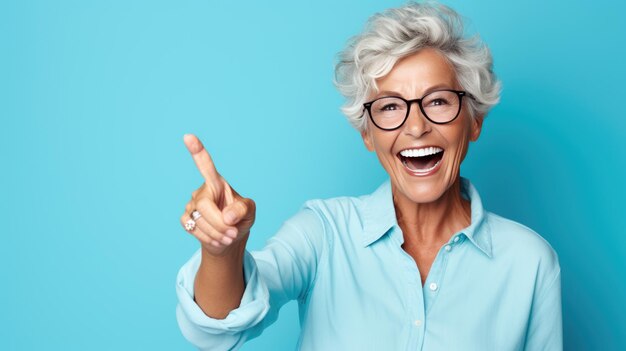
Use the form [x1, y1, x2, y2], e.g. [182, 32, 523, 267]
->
[360, 48, 483, 239]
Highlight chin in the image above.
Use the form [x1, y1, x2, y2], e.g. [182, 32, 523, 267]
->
[400, 182, 448, 204]
[392, 164, 458, 205]
[384, 148, 460, 204]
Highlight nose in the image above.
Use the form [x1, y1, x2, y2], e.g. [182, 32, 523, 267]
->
[402, 101, 431, 137]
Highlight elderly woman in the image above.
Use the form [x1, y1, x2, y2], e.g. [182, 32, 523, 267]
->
[175, 2, 562, 350]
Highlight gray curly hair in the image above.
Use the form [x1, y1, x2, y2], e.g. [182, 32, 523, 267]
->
[333, 1, 501, 132]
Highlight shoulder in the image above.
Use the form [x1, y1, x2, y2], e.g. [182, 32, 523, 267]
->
[271, 193, 366, 252]
[301, 194, 364, 220]
[485, 211, 560, 275]
[294, 194, 367, 245]
[299, 194, 365, 231]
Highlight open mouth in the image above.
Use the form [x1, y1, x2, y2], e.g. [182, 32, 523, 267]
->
[397, 147, 444, 173]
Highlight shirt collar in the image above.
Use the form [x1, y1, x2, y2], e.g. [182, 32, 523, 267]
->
[360, 176, 493, 258]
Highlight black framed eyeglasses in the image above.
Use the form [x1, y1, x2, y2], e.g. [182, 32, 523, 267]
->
[362, 89, 474, 131]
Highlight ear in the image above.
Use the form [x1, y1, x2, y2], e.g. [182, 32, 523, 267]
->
[469, 114, 484, 142]
[360, 128, 375, 152]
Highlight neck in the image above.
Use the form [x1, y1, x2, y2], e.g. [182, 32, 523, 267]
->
[392, 177, 471, 246]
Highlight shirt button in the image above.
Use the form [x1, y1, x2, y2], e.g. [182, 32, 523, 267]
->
[429, 282, 438, 291]
[414, 319, 422, 327]
[444, 245, 451, 252]
[453, 236, 460, 243]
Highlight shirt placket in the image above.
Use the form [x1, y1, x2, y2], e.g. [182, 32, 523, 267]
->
[392, 228, 465, 350]
[424, 234, 467, 315]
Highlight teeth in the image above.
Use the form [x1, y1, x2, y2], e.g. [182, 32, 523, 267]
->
[400, 147, 443, 158]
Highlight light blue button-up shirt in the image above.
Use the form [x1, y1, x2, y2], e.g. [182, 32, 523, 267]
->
[176, 177, 562, 350]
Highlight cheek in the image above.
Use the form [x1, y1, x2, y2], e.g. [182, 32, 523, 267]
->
[457, 137, 471, 164]
[370, 130, 396, 153]
[459, 139, 474, 167]
[442, 126, 472, 169]
[371, 134, 400, 167]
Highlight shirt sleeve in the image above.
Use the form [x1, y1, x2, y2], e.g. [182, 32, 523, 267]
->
[175, 203, 326, 350]
[523, 250, 563, 351]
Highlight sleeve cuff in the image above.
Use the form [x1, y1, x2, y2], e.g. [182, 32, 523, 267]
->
[176, 249, 270, 341]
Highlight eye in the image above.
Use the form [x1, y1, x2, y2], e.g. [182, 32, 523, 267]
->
[371, 97, 406, 113]
[379, 103, 401, 111]
[428, 98, 450, 106]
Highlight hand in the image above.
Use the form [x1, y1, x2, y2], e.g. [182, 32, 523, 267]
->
[180, 134, 256, 256]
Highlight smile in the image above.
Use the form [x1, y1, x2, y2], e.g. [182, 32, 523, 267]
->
[397, 146, 444, 176]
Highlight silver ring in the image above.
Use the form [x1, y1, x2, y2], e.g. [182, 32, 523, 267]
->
[191, 210, 202, 221]
[184, 218, 196, 231]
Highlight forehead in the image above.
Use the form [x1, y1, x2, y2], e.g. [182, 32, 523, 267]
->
[375, 48, 457, 94]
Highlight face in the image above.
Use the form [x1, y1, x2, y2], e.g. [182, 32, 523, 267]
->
[361, 48, 483, 204]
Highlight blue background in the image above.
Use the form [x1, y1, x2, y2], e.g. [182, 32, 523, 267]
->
[1, 0, 624, 350]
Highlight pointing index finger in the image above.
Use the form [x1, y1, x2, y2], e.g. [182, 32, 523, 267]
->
[183, 134, 220, 183]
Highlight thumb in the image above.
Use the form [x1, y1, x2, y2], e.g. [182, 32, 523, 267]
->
[222, 198, 255, 226]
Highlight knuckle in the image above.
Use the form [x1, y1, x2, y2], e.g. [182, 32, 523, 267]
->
[237, 200, 248, 214]
[246, 197, 256, 211]
[211, 218, 229, 233]
[199, 215, 222, 232]
[200, 212, 222, 231]
[206, 227, 223, 240]
[241, 197, 255, 214]
[195, 197, 211, 210]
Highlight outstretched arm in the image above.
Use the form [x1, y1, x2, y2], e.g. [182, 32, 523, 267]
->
[181, 133, 257, 319]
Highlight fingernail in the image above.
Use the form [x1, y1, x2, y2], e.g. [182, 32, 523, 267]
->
[224, 211, 236, 224]
[221, 236, 233, 245]
[226, 228, 237, 238]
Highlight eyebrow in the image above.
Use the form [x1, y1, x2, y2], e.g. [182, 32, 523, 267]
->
[374, 84, 454, 99]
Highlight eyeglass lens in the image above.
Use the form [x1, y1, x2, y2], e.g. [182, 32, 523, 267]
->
[370, 90, 461, 129]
